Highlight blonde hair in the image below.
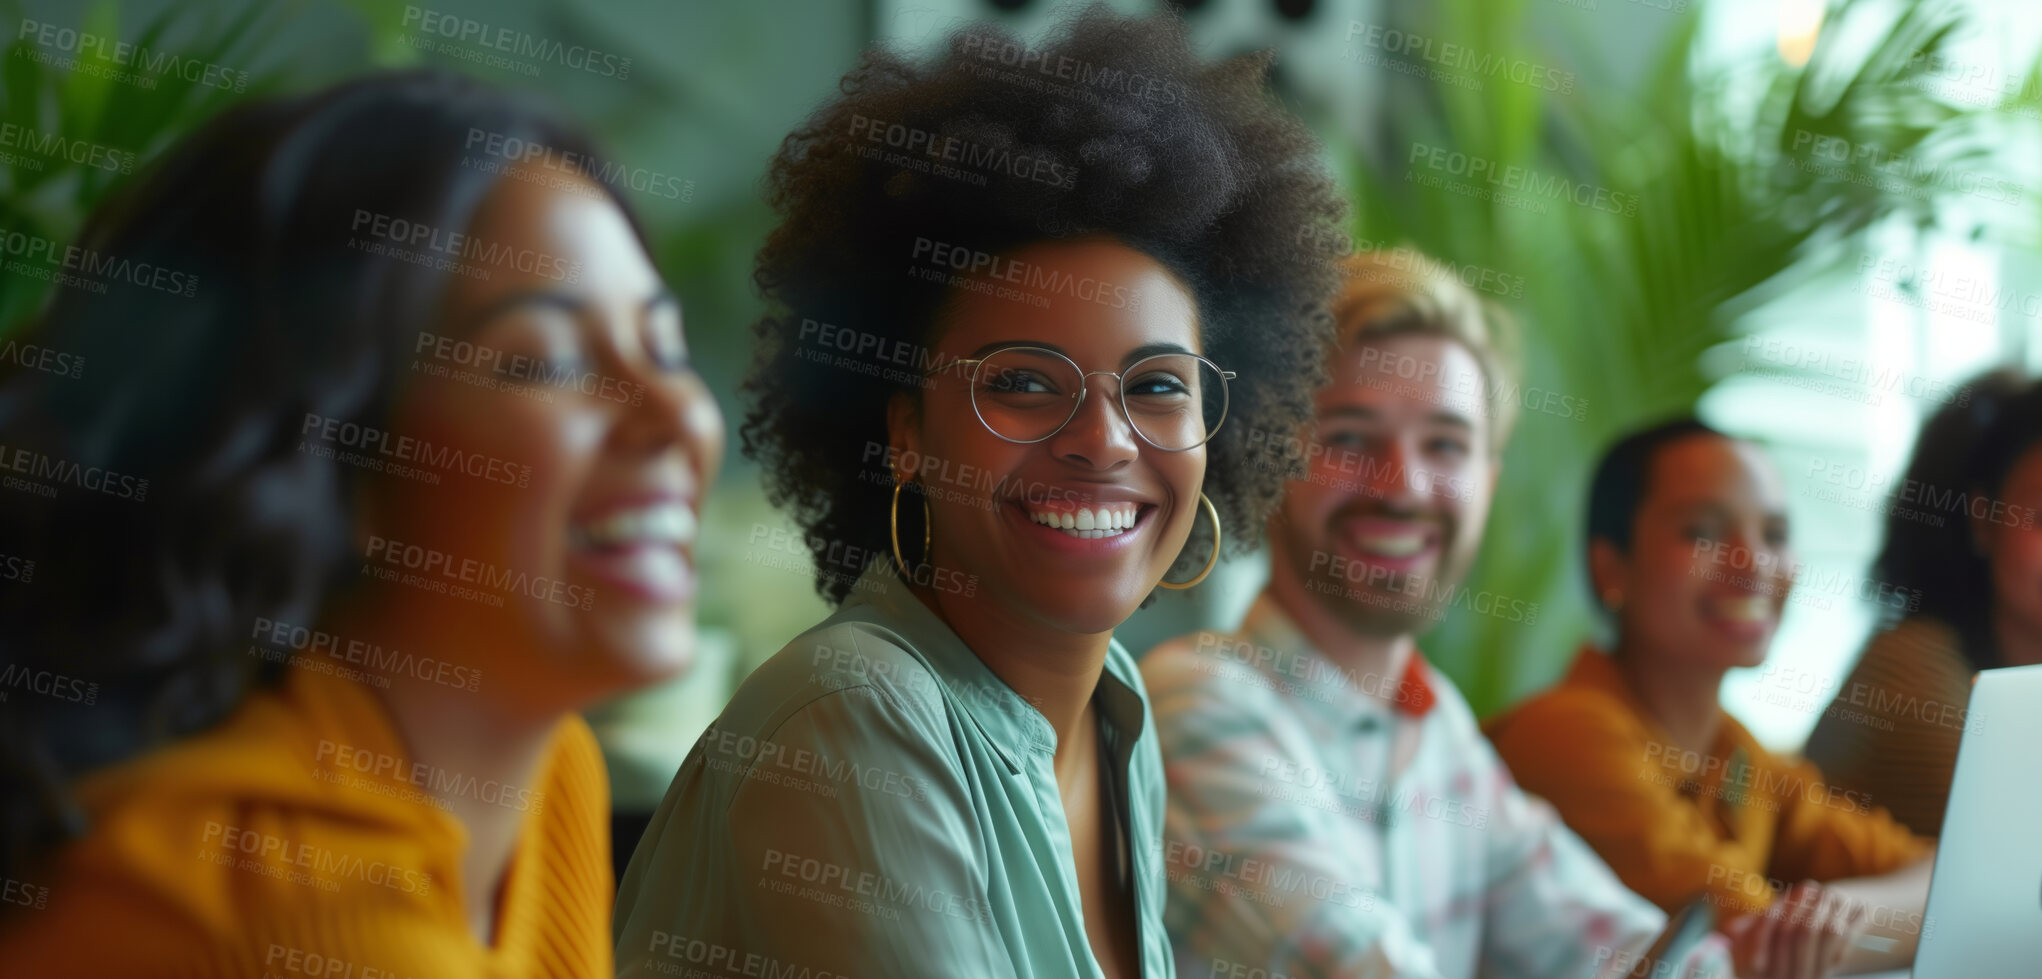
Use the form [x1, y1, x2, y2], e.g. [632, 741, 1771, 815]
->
[1332, 249, 1524, 451]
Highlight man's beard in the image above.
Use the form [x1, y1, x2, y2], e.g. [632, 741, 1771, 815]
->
[1288, 506, 1472, 639]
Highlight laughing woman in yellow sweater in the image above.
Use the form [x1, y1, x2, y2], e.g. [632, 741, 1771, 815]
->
[1487, 420, 1934, 979]
[0, 72, 723, 976]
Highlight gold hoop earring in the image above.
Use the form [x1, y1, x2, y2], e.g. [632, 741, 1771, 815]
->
[890, 477, 932, 576]
[1158, 493, 1222, 591]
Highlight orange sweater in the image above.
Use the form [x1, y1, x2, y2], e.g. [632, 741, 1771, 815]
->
[1803, 617, 1976, 836]
[1486, 648, 1932, 919]
[0, 665, 613, 977]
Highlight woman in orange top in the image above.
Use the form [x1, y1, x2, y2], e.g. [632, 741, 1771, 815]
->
[1486, 419, 1934, 979]
[0, 71, 723, 976]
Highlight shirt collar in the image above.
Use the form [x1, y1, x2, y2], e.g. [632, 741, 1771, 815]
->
[1561, 644, 1635, 704]
[280, 657, 600, 962]
[1238, 593, 1440, 727]
[841, 562, 1148, 772]
[243, 659, 471, 852]
[1563, 645, 1748, 758]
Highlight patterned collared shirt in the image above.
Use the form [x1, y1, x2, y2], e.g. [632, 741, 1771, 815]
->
[1140, 594, 1731, 979]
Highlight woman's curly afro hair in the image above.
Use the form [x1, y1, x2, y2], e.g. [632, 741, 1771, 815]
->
[742, 3, 1347, 605]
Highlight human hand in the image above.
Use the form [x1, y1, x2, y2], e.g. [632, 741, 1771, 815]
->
[1722, 881, 1868, 979]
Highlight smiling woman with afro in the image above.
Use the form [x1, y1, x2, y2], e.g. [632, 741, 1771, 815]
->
[742, 4, 1346, 604]
[613, 5, 1347, 977]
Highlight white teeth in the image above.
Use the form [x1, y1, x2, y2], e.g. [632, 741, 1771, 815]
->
[1355, 533, 1425, 559]
[1026, 505, 1139, 539]
[1713, 597, 1773, 623]
[575, 503, 697, 548]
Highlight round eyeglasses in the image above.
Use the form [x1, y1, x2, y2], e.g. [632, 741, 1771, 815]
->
[940, 345, 1236, 451]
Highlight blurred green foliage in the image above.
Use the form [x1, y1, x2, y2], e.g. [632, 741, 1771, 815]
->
[1343, 0, 2019, 712]
[0, 0, 305, 327]
[0, 0, 2030, 718]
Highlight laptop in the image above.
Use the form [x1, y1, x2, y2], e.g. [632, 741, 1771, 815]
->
[1904, 663, 2042, 978]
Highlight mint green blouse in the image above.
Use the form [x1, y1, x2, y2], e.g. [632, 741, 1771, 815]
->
[613, 563, 1174, 978]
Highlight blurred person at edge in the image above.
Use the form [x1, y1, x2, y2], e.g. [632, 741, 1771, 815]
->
[1804, 370, 2042, 836]
[0, 71, 724, 976]
[1141, 250, 1733, 979]
[610, 6, 1343, 978]
[1487, 419, 1936, 978]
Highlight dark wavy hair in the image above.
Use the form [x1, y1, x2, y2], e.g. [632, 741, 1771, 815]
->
[0, 71, 646, 886]
[739, 4, 1345, 604]
[1884, 370, 2039, 668]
